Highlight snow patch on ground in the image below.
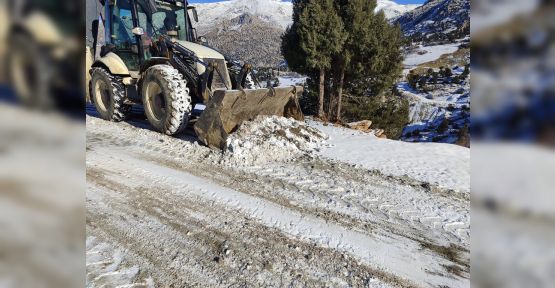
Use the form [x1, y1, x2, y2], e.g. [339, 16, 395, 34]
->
[403, 43, 460, 68]
[225, 116, 328, 165]
[277, 75, 307, 87]
[308, 120, 470, 193]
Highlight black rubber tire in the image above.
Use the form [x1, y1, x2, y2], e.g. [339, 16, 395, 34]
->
[6, 34, 53, 108]
[141, 65, 191, 135]
[90, 67, 131, 121]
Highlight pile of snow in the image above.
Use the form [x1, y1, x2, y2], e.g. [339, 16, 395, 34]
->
[225, 116, 328, 165]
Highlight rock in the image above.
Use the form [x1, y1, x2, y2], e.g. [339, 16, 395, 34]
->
[347, 120, 372, 132]
[378, 134, 388, 139]
[374, 129, 385, 137]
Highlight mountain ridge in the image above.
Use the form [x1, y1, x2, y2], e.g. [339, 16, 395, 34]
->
[194, 0, 421, 67]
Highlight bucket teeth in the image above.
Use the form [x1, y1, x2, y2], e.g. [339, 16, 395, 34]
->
[194, 86, 304, 149]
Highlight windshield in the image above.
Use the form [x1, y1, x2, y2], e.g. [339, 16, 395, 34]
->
[112, 0, 188, 45]
[138, 1, 188, 41]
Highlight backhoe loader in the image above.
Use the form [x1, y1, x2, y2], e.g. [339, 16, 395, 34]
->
[87, 0, 304, 149]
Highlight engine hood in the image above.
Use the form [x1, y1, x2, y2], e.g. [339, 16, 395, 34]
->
[175, 40, 225, 60]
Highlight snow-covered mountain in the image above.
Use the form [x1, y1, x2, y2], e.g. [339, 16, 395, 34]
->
[395, 0, 470, 43]
[193, 0, 420, 66]
[203, 13, 284, 67]
[194, 0, 293, 34]
[377, 0, 421, 19]
[194, 0, 420, 34]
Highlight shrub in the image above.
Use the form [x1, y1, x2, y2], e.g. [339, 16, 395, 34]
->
[418, 76, 427, 90]
[456, 124, 470, 147]
[431, 72, 439, 84]
[442, 67, 453, 78]
[461, 64, 470, 79]
[342, 94, 410, 139]
[406, 71, 419, 89]
[437, 118, 450, 134]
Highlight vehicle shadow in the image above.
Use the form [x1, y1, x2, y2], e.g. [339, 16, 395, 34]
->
[86, 103, 199, 144]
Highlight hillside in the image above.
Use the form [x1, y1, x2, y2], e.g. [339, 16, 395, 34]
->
[395, 0, 470, 43]
[202, 13, 284, 67]
[194, 0, 419, 67]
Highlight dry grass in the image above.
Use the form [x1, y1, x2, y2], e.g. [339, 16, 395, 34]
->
[420, 242, 470, 278]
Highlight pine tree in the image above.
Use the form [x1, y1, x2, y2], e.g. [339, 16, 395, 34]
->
[333, 0, 403, 120]
[281, 0, 310, 74]
[297, 0, 346, 118]
[282, 0, 345, 119]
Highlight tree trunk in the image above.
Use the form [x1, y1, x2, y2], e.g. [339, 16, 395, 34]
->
[335, 66, 345, 122]
[318, 68, 325, 118]
[326, 75, 335, 121]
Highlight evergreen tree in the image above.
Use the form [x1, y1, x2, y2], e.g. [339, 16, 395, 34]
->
[283, 0, 404, 122]
[298, 0, 346, 118]
[333, 0, 403, 120]
[281, 0, 310, 74]
[282, 0, 346, 119]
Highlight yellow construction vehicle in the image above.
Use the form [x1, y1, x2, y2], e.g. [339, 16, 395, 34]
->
[86, 0, 303, 149]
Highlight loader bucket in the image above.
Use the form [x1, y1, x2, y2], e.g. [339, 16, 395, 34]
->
[195, 86, 305, 149]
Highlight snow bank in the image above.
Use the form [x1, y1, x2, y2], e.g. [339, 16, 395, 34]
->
[225, 116, 328, 165]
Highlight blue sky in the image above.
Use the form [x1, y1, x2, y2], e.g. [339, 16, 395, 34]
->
[189, 0, 425, 4]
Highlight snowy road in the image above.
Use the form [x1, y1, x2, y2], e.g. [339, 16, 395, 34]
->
[86, 112, 469, 287]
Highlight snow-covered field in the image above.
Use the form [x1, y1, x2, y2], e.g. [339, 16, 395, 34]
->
[403, 43, 461, 69]
[86, 106, 470, 287]
[310, 120, 470, 193]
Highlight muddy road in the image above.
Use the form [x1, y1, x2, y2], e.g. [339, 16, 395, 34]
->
[86, 111, 469, 288]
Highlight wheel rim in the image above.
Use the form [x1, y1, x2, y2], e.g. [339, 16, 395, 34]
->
[94, 78, 111, 113]
[145, 81, 166, 122]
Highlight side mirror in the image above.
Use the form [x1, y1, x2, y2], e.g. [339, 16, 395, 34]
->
[197, 36, 207, 45]
[132, 27, 145, 36]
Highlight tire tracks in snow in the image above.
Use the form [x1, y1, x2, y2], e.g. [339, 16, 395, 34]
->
[87, 156, 413, 287]
[86, 116, 469, 287]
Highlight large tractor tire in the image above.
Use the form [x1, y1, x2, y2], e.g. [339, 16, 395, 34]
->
[90, 67, 131, 121]
[141, 65, 191, 135]
[7, 34, 53, 108]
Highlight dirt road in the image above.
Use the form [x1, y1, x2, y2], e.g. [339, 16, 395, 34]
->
[86, 110, 469, 288]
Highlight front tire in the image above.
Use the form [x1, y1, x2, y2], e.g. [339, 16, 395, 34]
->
[141, 65, 191, 135]
[90, 67, 131, 121]
[7, 34, 53, 108]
